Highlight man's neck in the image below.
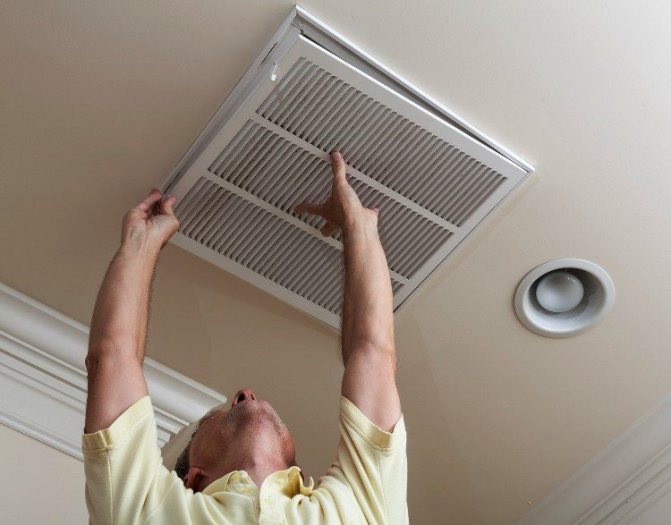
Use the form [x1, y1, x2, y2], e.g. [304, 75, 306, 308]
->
[230, 446, 290, 487]
[242, 459, 289, 486]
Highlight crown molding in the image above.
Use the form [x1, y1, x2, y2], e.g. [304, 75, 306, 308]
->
[0, 282, 226, 460]
[518, 395, 671, 525]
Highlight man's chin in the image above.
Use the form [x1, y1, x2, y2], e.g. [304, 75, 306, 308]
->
[230, 400, 285, 429]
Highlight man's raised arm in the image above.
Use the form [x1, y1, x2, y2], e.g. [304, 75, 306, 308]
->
[85, 189, 178, 433]
[296, 152, 401, 431]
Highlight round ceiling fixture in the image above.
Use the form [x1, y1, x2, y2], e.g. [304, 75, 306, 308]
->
[514, 259, 615, 338]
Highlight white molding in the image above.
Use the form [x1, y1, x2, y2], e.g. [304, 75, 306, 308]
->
[0, 282, 226, 460]
[518, 395, 671, 525]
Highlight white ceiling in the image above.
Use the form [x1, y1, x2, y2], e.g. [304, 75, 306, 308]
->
[2, 1, 671, 523]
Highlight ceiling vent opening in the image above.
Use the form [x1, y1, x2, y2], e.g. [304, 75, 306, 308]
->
[162, 6, 534, 330]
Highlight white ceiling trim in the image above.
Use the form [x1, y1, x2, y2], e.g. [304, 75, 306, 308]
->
[0, 281, 226, 460]
[517, 395, 671, 525]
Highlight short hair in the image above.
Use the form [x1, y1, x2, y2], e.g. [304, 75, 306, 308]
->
[174, 442, 191, 481]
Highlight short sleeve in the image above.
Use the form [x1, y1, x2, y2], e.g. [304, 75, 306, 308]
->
[82, 396, 186, 525]
[82, 396, 154, 452]
[316, 396, 408, 525]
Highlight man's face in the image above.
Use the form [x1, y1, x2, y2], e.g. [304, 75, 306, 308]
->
[188, 389, 295, 486]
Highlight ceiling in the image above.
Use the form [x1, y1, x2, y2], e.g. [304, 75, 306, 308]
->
[2, 1, 671, 523]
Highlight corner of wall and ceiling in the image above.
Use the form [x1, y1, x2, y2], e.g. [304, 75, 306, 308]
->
[0, 281, 227, 460]
[517, 394, 671, 525]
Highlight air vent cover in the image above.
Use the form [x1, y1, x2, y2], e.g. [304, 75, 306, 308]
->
[162, 7, 533, 329]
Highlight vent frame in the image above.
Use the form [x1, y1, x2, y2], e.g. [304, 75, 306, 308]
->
[162, 7, 534, 330]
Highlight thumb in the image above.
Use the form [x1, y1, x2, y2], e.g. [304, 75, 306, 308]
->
[160, 195, 177, 216]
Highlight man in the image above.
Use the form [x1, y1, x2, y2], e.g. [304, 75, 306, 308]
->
[83, 152, 407, 524]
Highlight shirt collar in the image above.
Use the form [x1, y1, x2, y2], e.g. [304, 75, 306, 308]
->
[202, 466, 314, 498]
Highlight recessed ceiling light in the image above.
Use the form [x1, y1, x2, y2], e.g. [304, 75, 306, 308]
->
[514, 259, 615, 338]
[535, 270, 585, 313]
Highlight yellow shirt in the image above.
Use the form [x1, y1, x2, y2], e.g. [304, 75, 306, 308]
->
[82, 396, 407, 524]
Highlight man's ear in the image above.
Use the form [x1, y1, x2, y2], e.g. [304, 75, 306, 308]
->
[184, 466, 206, 492]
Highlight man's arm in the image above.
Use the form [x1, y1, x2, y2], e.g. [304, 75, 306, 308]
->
[85, 189, 178, 433]
[296, 152, 401, 431]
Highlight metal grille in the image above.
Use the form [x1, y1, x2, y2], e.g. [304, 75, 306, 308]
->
[163, 32, 530, 329]
[175, 178, 404, 316]
[176, 179, 345, 315]
[209, 121, 453, 278]
[257, 58, 507, 227]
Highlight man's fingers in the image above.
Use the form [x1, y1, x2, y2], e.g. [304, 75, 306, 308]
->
[320, 221, 338, 237]
[160, 195, 177, 216]
[330, 151, 347, 183]
[295, 201, 324, 216]
[137, 189, 163, 212]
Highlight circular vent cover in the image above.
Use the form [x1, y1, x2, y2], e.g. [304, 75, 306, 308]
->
[514, 259, 615, 338]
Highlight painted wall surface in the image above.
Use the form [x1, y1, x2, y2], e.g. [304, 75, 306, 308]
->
[0, 424, 88, 524]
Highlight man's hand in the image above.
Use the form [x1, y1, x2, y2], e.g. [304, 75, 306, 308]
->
[85, 189, 179, 433]
[296, 152, 401, 432]
[295, 152, 378, 237]
[121, 189, 179, 255]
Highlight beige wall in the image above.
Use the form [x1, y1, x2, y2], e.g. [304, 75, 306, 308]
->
[0, 424, 88, 524]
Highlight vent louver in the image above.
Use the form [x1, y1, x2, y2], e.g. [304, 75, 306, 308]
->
[177, 179, 346, 315]
[162, 8, 532, 329]
[208, 120, 454, 279]
[257, 58, 507, 227]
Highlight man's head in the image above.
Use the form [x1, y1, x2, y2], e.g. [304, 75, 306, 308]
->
[175, 389, 296, 492]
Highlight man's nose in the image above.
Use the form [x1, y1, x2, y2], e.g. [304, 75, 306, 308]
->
[232, 388, 257, 407]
